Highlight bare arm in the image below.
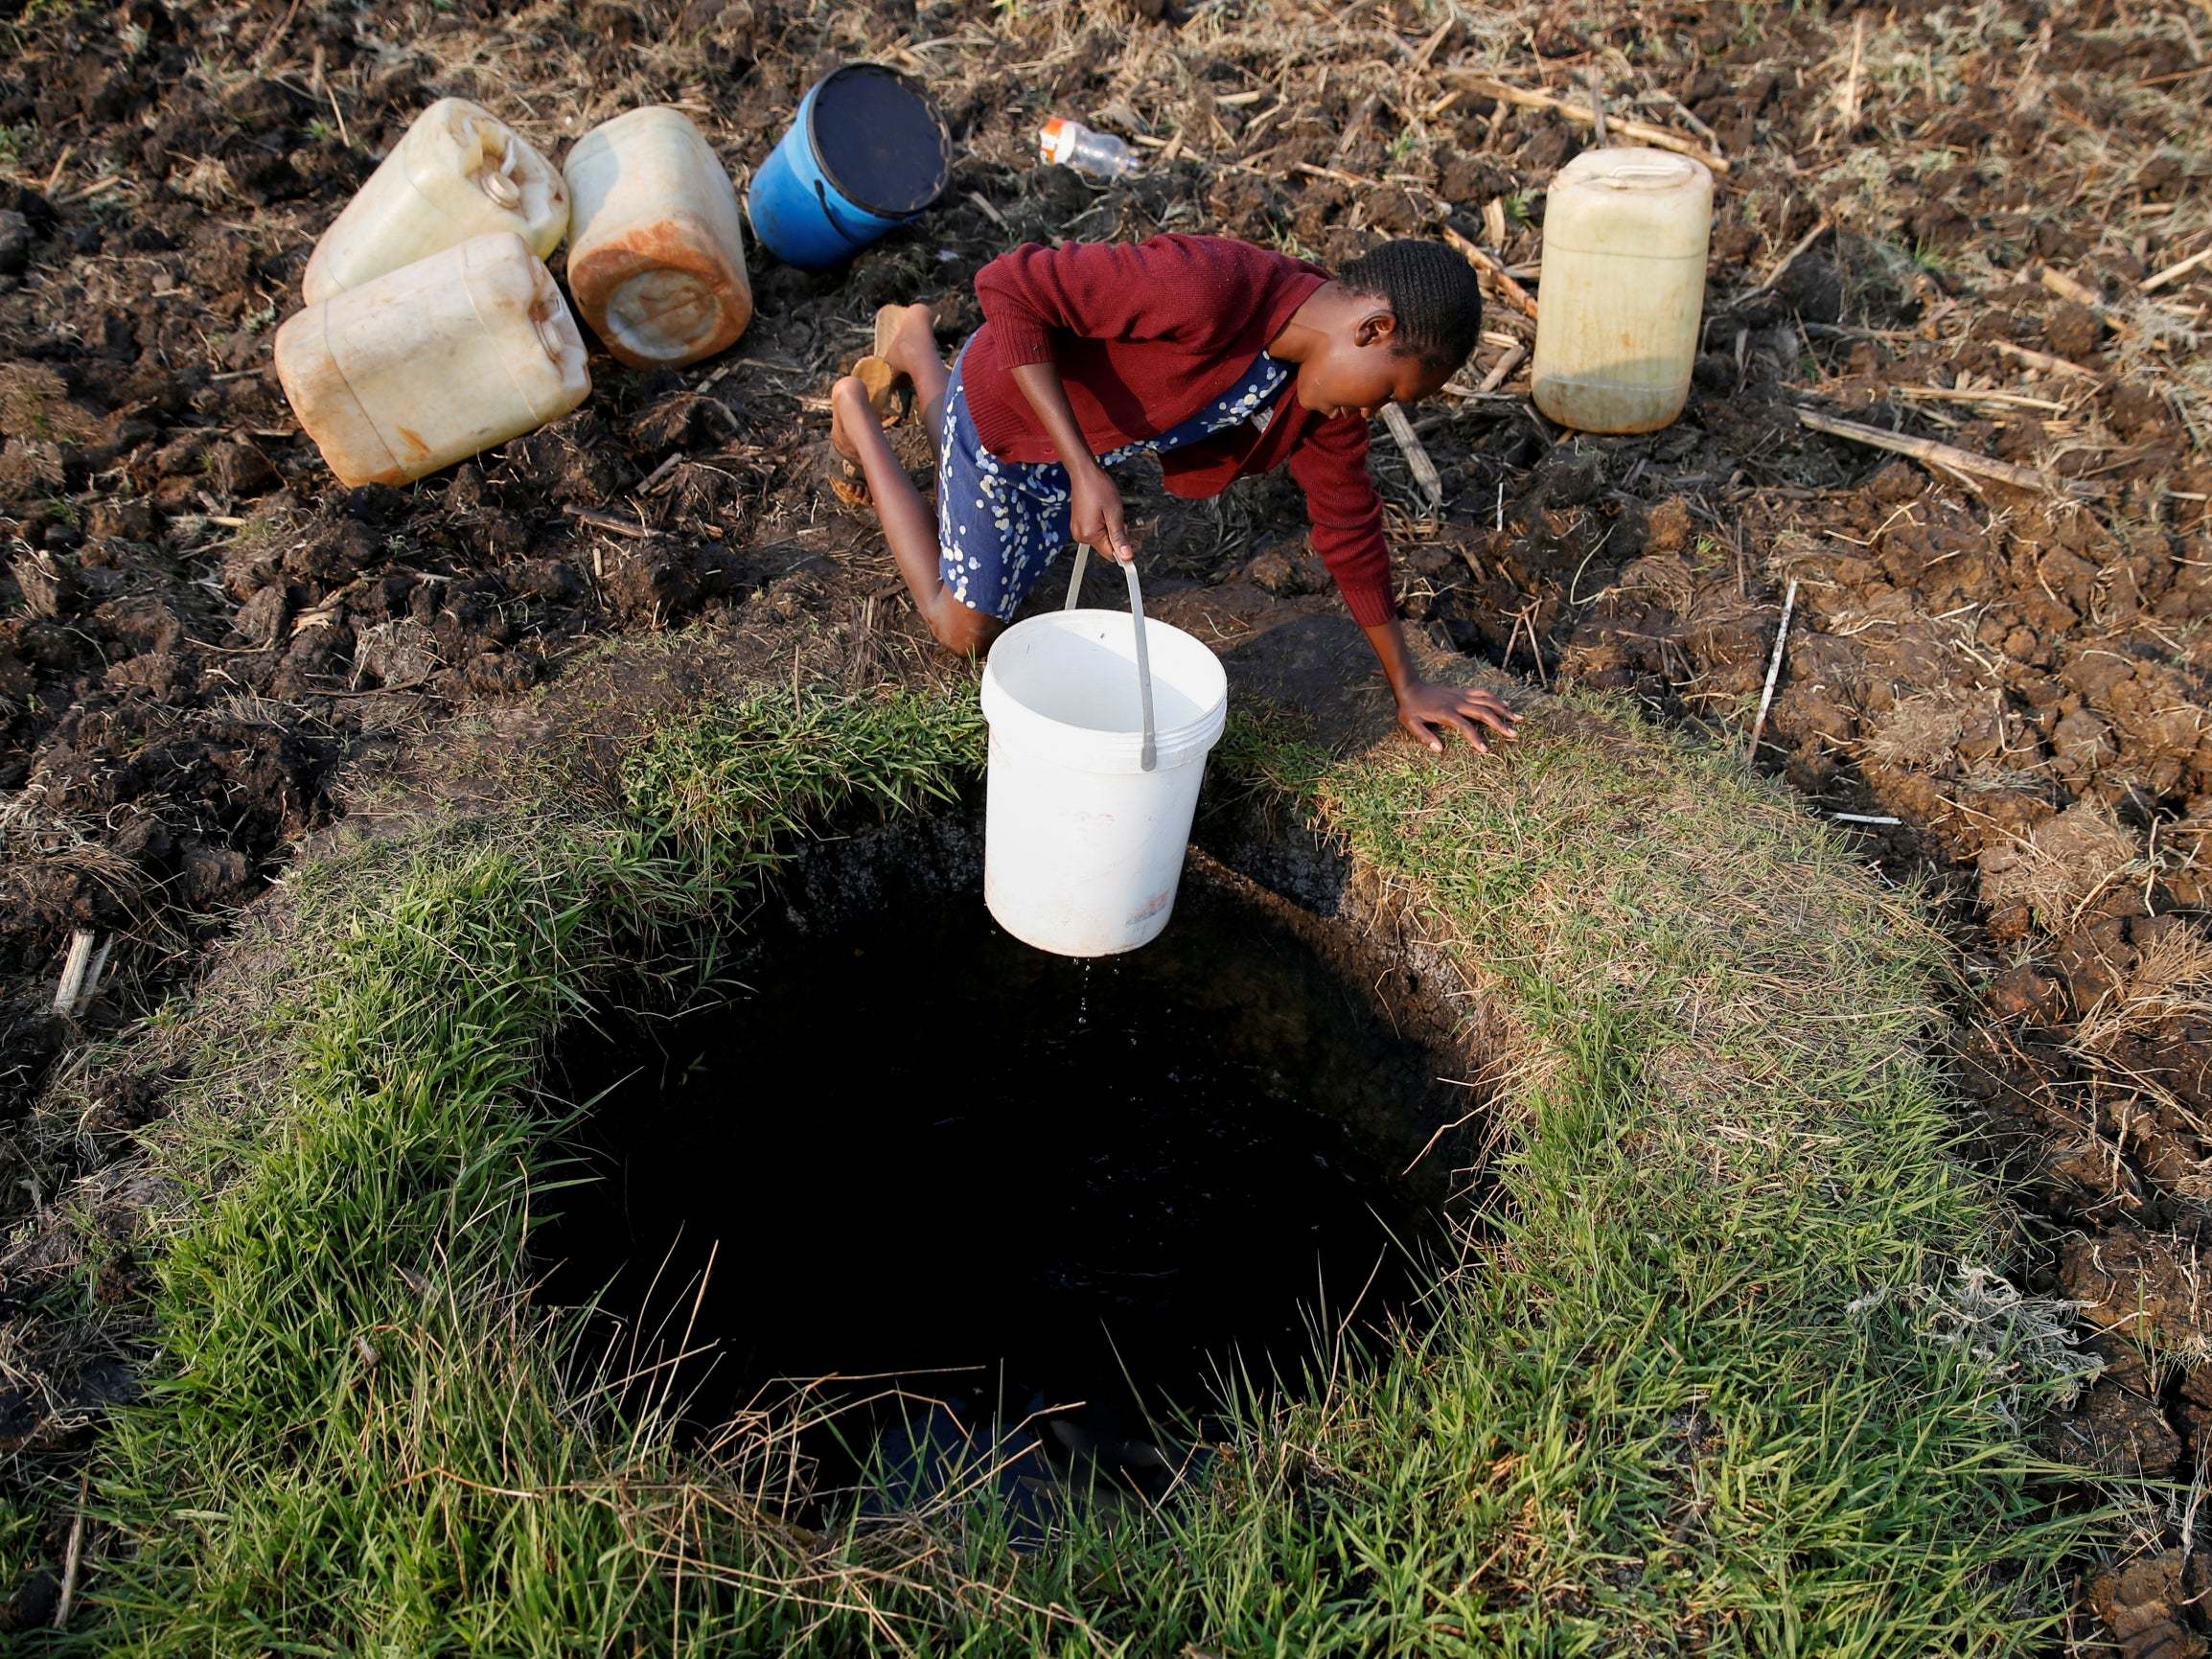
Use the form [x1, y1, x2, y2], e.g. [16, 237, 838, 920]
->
[1011, 359, 1134, 564]
[1009, 361, 1097, 481]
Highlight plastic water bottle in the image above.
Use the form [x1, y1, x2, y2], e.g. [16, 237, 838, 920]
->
[1039, 118, 1139, 180]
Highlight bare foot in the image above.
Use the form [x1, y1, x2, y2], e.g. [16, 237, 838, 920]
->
[877, 302, 941, 382]
[828, 375, 877, 464]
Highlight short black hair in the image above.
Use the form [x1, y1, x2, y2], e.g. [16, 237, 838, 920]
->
[1335, 240, 1485, 375]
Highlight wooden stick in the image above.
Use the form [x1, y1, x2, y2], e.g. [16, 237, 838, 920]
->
[2039, 265, 2108, 311]
[1447, 74, 1730, 173]
[54, 1470, 88, 1628]
[1656, 93, 1722, 153]
[2137, 62, 2212, 87]
[1795, 405, 2085, 494]
[1380, 403, 1443, 513]
[1745, 577, 1798, 762]
[1763, 216, 1832, 289]
[1478, 340, 1528, 393]
[1293, 159, 1385, 191]
[58, 174, 127, 205]
[1732, 216, 1832, 307]
[1505, 600, 1549, 686]
[965, 190, 1009, 233]
[314, 44, 351, 151]
[566, 507, 656, 539]
[253, 0, 306, 67]
[1441, 225, 1539, 318]
[2144, 242, 2212, 293]
[1892, 385, 2071, 412]
[52, 929, 96, 1017]
[1839, 14, 1866, 131]
[1989, 338, 2104, 380]
[636, 451, 684, 495]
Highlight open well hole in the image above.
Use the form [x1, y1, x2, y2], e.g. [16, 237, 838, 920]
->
[539, 814, 1481, 1521]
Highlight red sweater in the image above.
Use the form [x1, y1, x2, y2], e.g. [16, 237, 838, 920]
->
[967, 234, 1394, 628]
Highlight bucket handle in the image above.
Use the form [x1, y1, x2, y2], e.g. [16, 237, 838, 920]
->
[1063, 545, 1157, 772]
[812, 178, 875, 249]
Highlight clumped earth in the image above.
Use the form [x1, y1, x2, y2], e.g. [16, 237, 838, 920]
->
[0, 0, 2208, 1642]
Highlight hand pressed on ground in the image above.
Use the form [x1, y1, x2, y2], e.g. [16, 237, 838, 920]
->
[1394, 680, 1520, 755]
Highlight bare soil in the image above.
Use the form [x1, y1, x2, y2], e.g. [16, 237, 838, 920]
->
[2, 0, 2210, 1643]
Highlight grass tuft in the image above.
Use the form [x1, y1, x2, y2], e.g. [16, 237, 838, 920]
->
[48, 681, 2091, 1654]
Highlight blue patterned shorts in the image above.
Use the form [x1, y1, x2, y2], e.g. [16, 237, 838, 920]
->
[936, 343, 1291, 621]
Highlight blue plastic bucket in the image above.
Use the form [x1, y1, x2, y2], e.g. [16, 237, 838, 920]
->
[748, 63, 952, 271]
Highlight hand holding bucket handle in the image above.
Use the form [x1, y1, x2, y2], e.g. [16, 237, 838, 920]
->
[1062, 545, 1157, 772]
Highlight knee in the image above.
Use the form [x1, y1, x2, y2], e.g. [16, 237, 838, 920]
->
[929, 605, 1002, 657]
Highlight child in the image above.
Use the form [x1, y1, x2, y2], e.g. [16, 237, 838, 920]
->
[827, 233, 1519, 756]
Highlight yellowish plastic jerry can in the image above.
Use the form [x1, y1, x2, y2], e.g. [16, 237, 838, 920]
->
[1531, 148, 1715, 434]
[563, 106, 754, 369]
[275, 232, 589, 487]
[302, 99, 568, 305]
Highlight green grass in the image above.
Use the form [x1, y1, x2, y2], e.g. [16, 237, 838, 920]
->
[0, 1491, 42, 1612]
[35, 680, 2088, 1653]
[1236, 701, 2087, 1647]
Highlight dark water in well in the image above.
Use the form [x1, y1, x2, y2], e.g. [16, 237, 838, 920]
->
[539, 868, 1458, 1512]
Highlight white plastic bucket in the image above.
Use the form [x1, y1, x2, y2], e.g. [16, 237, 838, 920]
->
[979, 556, 1228, 956]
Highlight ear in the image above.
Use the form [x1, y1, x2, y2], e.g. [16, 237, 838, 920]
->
[1353, 308, 1398, 350]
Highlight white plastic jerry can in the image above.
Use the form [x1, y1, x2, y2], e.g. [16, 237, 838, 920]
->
[1531, 147, 1715, 435]
[562, 106, 754, 368]
[302, 99, 568, 306]
[275, 232, 590, 487]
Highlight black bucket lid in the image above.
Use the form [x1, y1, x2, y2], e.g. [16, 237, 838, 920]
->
[805, 62, 953, 221]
